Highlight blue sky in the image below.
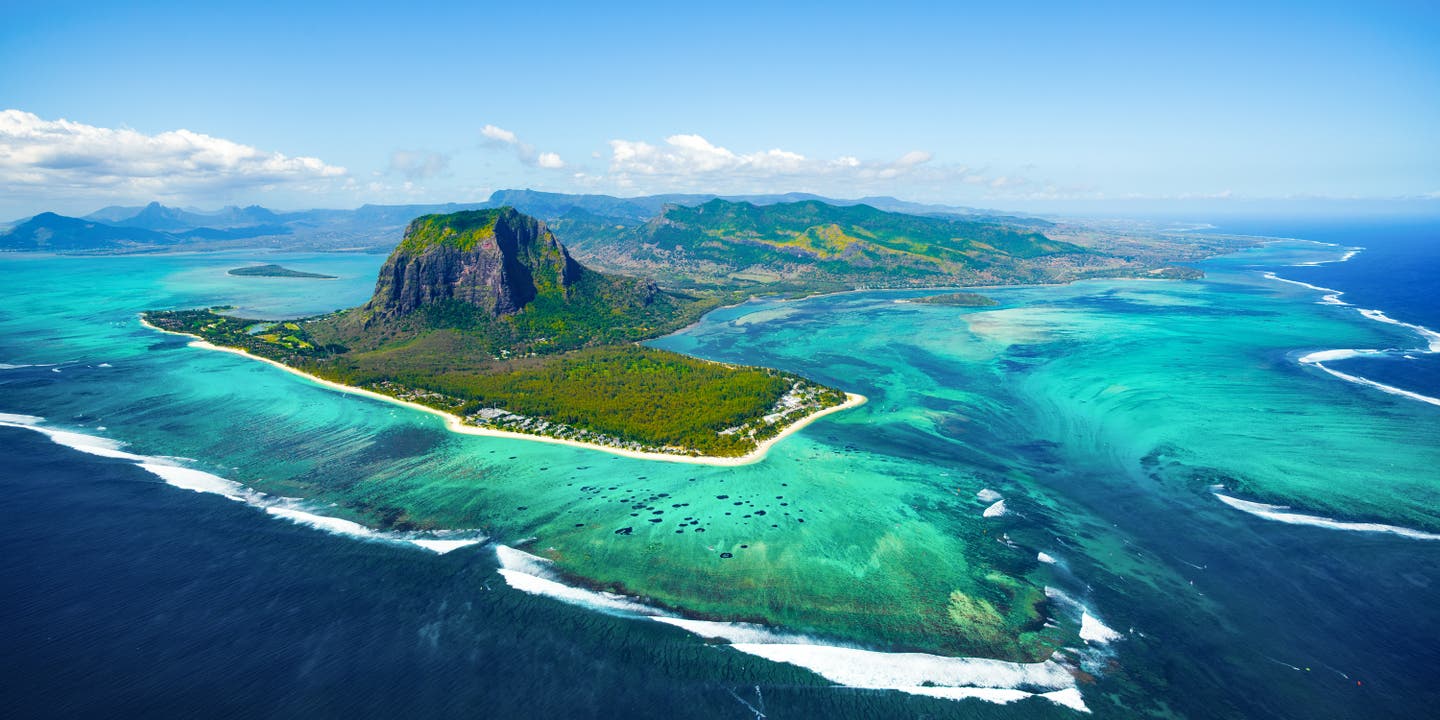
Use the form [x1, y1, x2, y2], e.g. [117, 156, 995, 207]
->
[2, 0, 1437, 219]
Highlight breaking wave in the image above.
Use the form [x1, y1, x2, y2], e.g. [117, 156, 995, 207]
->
[1262, 248, 1440, 408]
[0, 414, 486, 554]
[1213, 493, 1440, 541]
[494, 544, 1091, 712]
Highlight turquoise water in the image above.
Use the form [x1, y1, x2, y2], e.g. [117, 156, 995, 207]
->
[3, 239, 1439, 717]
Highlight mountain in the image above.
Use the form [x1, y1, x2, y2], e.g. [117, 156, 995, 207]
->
[84, 204, 152, 223]
[90, 201, 284, 231]
[364, 208, 583, 321]
[323, 208, 683, 355]
[0, 212, 175, 251]
[0, 209, 292, 252]
[566, 199, 1090, 288]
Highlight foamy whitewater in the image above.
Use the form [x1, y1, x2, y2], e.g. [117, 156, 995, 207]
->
[0, 414, 486, 554]
[493, 544, 1091, 711]
[1263, 247, 1440, 408]
[1044, 587, 1125, 647]
[1213, 494, 1440, 541]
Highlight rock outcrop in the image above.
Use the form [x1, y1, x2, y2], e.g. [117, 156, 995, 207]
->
[365, 208, 582, 320]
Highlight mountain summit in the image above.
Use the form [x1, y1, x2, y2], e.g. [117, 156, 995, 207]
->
[365, 208, 582, 321]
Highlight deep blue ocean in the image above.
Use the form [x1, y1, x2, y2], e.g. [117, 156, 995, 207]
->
[2, 425, 970, 719]
[3, 218, 1438, 719]
[1220, 217, 1440, 403]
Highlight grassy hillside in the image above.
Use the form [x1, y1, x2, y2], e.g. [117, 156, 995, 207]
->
[567, 199, 1106, 289]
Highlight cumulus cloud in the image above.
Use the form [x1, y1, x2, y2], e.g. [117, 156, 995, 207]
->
[0, 109, 345, 204]
[609, 135, 815, 177]
[605, 134, 952, 190]
[388, 150, 450, 180]
[480, 124, 519, 144]
[480, 123, 565, 169]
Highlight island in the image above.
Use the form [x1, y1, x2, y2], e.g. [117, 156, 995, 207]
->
[910, 291, 999, 306]
[146, 208, 855, 460]
[228, 263, 336, 279]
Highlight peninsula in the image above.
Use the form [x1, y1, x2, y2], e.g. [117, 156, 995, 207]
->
[144, 208, 853, 459]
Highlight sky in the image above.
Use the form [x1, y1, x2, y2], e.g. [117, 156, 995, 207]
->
[2, 0, 1437, 221]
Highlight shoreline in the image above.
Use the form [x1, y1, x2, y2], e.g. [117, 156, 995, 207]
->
[139, 316, 866, 466]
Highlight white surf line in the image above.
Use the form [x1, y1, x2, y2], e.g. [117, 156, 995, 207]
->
[0, 413, 486, 554]
[1213, 493, 1440, 541]
[139, 316, 867, 467]
[1260, 272, 1349, 306]
[1260, 252, 1440, 408]
[494, 545, 1090, 712]
[1297, 352, 1440, 407]
[1289, 246, 1363, 266]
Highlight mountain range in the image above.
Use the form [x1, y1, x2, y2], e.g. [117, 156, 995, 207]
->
[0, 191, 1033, 254]
[3, 190, 1215, 291]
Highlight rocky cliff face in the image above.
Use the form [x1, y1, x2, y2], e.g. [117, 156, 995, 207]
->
[365, 208, 582, 320]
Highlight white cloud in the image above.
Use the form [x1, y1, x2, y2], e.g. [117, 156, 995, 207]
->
[388, 150, 450, 180]
[605, 134, 946, 189]
[480, 124, 518, 144]
[480, 123, 565, 170]
[0, 109, 345, 205]
[609, 134, 818, 177]
[893, 150, 933, 168]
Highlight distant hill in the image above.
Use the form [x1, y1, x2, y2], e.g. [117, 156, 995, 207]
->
[565, 199, 1088, 288]
[0, 208, 292, 251]
[86, 202, 283, 229]
[486, 190, 657, 225]
[479, 189, 1045, 228]
[94, 201, 284, 231]
[0, 212, 175, 251]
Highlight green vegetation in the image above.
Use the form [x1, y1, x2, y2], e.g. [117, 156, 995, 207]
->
[566, 199, 1095, 290]
[143, 307, 841, 456]
[912, 291, 999, 306]
[228, 264, 336, 279]
[398, 210, 500, 252]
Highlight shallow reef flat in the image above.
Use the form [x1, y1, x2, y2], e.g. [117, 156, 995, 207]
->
[3, 241, 1439, 715]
